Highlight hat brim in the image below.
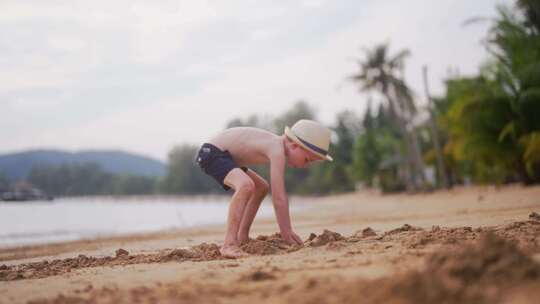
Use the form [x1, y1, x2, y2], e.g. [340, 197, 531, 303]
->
[284, 126, 333, 161]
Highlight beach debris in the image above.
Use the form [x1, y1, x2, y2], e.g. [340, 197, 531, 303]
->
[115, 248, 129, 258]
[529, 211, 540, 221]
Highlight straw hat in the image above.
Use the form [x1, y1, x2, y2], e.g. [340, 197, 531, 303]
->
[284, 120, 333, 161]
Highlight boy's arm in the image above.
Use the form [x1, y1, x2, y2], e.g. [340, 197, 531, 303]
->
[269, 153, 303, 245]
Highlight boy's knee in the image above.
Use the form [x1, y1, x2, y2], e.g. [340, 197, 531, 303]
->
[236, 179, 255, 196]
[258, 180, 269, 196]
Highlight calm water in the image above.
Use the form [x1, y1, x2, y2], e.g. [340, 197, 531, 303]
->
[0, 197, 274, 248]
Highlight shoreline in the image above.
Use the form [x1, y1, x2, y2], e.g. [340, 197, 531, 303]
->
[0, 195, 313, 252]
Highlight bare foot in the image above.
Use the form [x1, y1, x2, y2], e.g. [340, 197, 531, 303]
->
[220, 245, 249, 259]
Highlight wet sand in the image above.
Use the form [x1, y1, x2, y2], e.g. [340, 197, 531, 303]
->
[1, 185, 540, 304]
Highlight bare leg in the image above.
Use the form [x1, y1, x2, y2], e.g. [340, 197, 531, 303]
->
[221, 168, 254, 258]
[238, 169, 269, 244]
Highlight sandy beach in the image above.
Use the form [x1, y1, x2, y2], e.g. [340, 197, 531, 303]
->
[1, 185, 540, 304]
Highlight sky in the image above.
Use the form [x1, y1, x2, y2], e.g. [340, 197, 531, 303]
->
[1, 0, 513, 161]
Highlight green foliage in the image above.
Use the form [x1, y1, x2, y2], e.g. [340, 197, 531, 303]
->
[225, 114, 273, 130]
[26, 163, 158, 196]
[516, 0, 540, 33]
[446, 76, 516, 183]
[442, 4, 540, 184]
[273, 100, 316, 134]
[350, 104, 404, 192]
[159, 144, 222, 194]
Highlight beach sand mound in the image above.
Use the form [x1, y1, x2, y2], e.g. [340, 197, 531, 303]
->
[288, 233, 540, 304]
[426, 232, 539, 283]
[3, 229, 346, 282]
[20, 219, 540, 304]
[388, 219, 540, 252]
[397, 232, 540, 303]
[160, 243, 221, 262]
[240, 230, 346, 255]
[241, 233, 293, 255]
[405, 226, 479, 249]
[358, 227, 377, 238]
[0, 254, 118, 281]
[493, 220, 540, 253]
[307, 229, 345, 247]
[385, 223, 423, 235]
[5, 219, 540, 284]
[0, 243, 223, 282]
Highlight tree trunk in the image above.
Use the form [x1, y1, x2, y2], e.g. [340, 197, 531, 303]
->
[422, 66, 450, 189]
[407, 125, 427, 189]
[383, 90, 416, 192]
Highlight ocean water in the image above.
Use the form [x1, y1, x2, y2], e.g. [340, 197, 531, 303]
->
[0, 197, 274, 248]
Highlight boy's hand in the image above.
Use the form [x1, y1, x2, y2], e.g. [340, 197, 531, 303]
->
[282, 230, 303, 246]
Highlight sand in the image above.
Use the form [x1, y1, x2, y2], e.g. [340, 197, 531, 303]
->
[1, 184, 540, 304]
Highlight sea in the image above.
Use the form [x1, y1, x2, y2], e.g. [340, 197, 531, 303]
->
[0, 196, 275, 248]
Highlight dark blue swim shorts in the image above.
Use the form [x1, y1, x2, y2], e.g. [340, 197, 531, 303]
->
[195, 143, 248, 190]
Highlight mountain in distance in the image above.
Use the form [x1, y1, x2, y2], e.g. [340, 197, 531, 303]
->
[0, 149, 166, 181]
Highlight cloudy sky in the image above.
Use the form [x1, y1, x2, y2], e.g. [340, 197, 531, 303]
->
[1, 0, 512, 161]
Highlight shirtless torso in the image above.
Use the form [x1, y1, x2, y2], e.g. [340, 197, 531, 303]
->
[208, 127, 284, 166]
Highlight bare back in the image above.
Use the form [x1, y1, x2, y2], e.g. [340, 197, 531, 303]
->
[208, 127, 284, 166]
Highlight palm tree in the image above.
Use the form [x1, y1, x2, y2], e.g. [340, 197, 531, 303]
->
[350, 43, 426, 191]
[423, 65, 450, 189]
[445, 4, 540, 184]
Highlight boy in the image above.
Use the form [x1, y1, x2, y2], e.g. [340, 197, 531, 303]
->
[196, 119, 333, 258]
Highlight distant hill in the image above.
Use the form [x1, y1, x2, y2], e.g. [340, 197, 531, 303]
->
[0, 149, 166, 181]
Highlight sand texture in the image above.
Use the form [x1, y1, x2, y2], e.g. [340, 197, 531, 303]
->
[1, 185, 540, 304]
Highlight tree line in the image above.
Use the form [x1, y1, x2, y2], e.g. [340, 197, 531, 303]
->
[25, 163, 157, 196]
